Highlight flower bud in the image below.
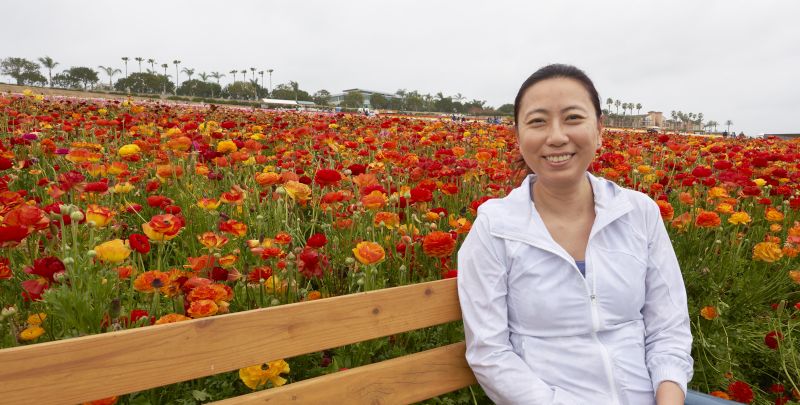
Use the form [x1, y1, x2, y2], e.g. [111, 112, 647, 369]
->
[70, 211, 84, 222]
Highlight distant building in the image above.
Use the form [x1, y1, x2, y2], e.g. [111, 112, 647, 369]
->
[329, 88, 400, 107]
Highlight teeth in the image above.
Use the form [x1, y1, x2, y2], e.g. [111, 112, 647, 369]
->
[545, 154, 572, 163]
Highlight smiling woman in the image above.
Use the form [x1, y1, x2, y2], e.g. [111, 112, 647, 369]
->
[457, 64, 694, 405]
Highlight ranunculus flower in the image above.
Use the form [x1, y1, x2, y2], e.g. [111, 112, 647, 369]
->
[255, 172, 281, 186]
[374, 211, 400, 229]
[655, 200, 674, 221]
[133, 270, 170, 293]
[128, 233, 151, 254]
[118, 144, 141, 157]
[314, 169, 342, 187]
[3, 205, 50, 233]
[0, 224, 28, 247]
[239, 359, 290, 390]
[306, 233, 328, 248]
[753, 241, 783, 262]
[216, 140, 238, 153]
[198, 232, 229, 249]
[142, 214, 185, 241]
[728, 212, 751, 225]
[218, 220, 247, 237]
[0, 257, 12, 279]
[727, 380, 754, 404]
[700, 306, 718, 320]
[187, 299, 219, 318]
[297, 247, 328, 278]
[352, 241, 385, 265]
[86, 204, 115, 227]
[695, 211, 721, 228]
[361, 190, 387, 210]
[94, 239, 131, 264]
[764, 330, 784, 350]
[155, 313, 191, 325]
[26, 256, 65, 282]
[283, 180, 311, 206]
[423, 231, 456, 258]
[19, 325, 45, 341]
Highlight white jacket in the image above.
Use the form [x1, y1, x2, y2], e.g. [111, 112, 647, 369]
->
[457, 173, 693, 405]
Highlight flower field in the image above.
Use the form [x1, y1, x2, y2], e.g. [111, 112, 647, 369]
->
[0, 90, 799, 404]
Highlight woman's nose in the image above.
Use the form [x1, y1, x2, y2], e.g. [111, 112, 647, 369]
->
[546, 122, 569, 146]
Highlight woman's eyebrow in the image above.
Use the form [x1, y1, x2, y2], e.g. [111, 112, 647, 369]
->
[523, 105, 586, 120]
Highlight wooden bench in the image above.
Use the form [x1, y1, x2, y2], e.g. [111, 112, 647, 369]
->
[0, 278, 477, 405]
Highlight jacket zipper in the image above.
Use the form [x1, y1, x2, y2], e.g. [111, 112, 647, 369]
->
[497, 232, 623, 404]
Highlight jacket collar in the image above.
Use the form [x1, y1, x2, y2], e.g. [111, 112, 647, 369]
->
[489, 172, 634, 248]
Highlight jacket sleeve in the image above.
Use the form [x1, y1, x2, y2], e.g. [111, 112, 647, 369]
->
[457, 214, 578, 405]
[642, 200, 694, 396]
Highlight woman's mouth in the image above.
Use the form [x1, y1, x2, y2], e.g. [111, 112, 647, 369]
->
[544, 153, 575, 163]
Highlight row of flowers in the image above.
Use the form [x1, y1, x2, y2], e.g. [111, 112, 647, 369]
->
[0, 91, 798, 403]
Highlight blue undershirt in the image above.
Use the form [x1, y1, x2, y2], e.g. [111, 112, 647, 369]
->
[575, 260, 586, 277]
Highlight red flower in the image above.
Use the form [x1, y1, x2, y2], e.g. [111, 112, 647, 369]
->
[248, 266, 272, 283]
[127, 309, 155, 326]
[297, 247, 328, 278]
[422, 231, 456, 258]
[691, 166, 712, 178]
[765, 330, 784, 350]
[128, 233, 151, 254]
[146, 195, 173, 208]
[21, 278, 48, 301]
[0, 224, 28, 247]
[26, 256, 65, 283]
[728, 381, 754, 404]
[410, 186, 433, 204]
[84, 180, 109, 193]
[314, 169, 342, 187]
[306, 233, 328, 248]
[0, 257, 12, 279]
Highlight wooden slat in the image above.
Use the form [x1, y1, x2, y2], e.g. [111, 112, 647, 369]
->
[0, 278, 462, 405]
[212, 342, 477, 405]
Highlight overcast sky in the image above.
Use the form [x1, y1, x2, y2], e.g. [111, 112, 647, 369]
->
[2, 0, 799, 135]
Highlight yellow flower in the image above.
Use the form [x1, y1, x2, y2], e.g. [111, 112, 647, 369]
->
[86, 204, 115, 227]
[264, 275, 286, 294]
[753, 241, 783, 262]
[197, 198, 221, 211]
[118, 144, 141, 157]
[707, 187, 729, 199]
[282, 181, 311, 205]
[239, 360, 291, 390]
[728, 212, 751, 225]
[753, 178, 767, 187]
[714, 203, 734, 215]
[113, 182, 134, 194]
[94, 239, 132, 264]
[216, 140, 238, 154]
[27, 313, 46, 325]
[19, 325, 45, 341]
[765, 208, 784, 222]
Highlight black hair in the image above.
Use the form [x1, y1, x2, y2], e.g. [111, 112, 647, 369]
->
[513, 64, 602, 126]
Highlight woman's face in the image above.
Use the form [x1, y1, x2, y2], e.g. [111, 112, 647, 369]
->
[516, 77, 602, 189]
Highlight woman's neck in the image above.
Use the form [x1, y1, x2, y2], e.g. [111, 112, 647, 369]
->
[531, 176, 595, 217]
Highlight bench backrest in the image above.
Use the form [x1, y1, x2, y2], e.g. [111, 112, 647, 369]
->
[0, 278, 476, 405]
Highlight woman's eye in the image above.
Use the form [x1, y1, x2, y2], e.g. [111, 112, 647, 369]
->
[528, 118, 545, 125]
[566, 115, 583, 121]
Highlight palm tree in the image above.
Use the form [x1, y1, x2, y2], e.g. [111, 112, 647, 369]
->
[173, 60, 181, 93]
[98, 65, 121, 88]
[121, 57, 129, 78]
[614, 99, 621, 115]
[249, 67, 256, 82]
[161, 63, 169, 94]
[37, 56, 59, 88]
[258, 70, 264, 91]
[606, 98, 613, 115]
[147, 58, 155, 71]
[240, 69, 247, 83]
[181, 67, 195, 82]
[198, 72, 209, 82]
[135, 57, 143, 73]
[267, 69, 274, 94]
[229, 70, 238, 83]
[636, 103, 642, 116]
[210, 71, 225, 85]
[725, 120, 733, 133]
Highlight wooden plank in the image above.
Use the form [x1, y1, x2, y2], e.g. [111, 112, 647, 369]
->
[212, 342, 477, 405]
[0, 278, 462, 405]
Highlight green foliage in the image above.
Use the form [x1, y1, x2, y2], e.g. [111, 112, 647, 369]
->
[342, 91, 364, 108]
[270, 82, 311, 102]
[496, 103, 514, 115]
[52, 67, 99, 90]
[312, 89, 331, 106]
[177, 79, 222, 98]
[223, 81, 259, 101]
[1, 57, 46, 86]
[115, 72, 174, 94]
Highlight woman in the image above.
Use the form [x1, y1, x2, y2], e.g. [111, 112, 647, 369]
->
[457, 64, 693, 405]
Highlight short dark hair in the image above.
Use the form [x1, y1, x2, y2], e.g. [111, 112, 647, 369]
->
[513, 64, 602, 126]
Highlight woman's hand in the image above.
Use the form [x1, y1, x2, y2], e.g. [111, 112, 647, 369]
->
[655, 380, 685, 405]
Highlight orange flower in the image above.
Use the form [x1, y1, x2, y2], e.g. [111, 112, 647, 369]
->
[156, 164, 184, 179]
[114, 265, 134, 279]
[670, 212, 692, 232]
[187, 299, 219, 318]
[783, 245, 798, 258]
[220, 186, 246, 204]
[3, 205, 50, 233]
[753, 241, 783, 262]
[788, 270, 800, 285]
[82, 396, 118, 405]
[142, 214, 185, 241]
[728, 212, 751, 225]
[707, 186, 729, 199]
[448, 215, 472, 234]
[274, 232, 292, 245]
[423, 231, 456, 258]
[352, 241, 386, 265]
[709, 392, 730, 400]
[695, 211, 721, 228]
[155, 313, 191, 325]
[765, 207, 784, 222]
[678, 192, 694, 205]
[219, 219, 247, 237]
[184, 255, 215, 272]
[352, 173, 378, 188]
[198, 232, 229, 249]
[714, 203, 734, 215]
[374, 211, 400, 229]
[361, 190, 387, 210]
[255, 172, 281, 186]
[133, 270, 170, 293]
[700, 306, 719, 320]
[655, 200, 674, 221]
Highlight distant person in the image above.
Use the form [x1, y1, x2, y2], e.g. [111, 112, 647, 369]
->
[458, 63, 693, 404]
